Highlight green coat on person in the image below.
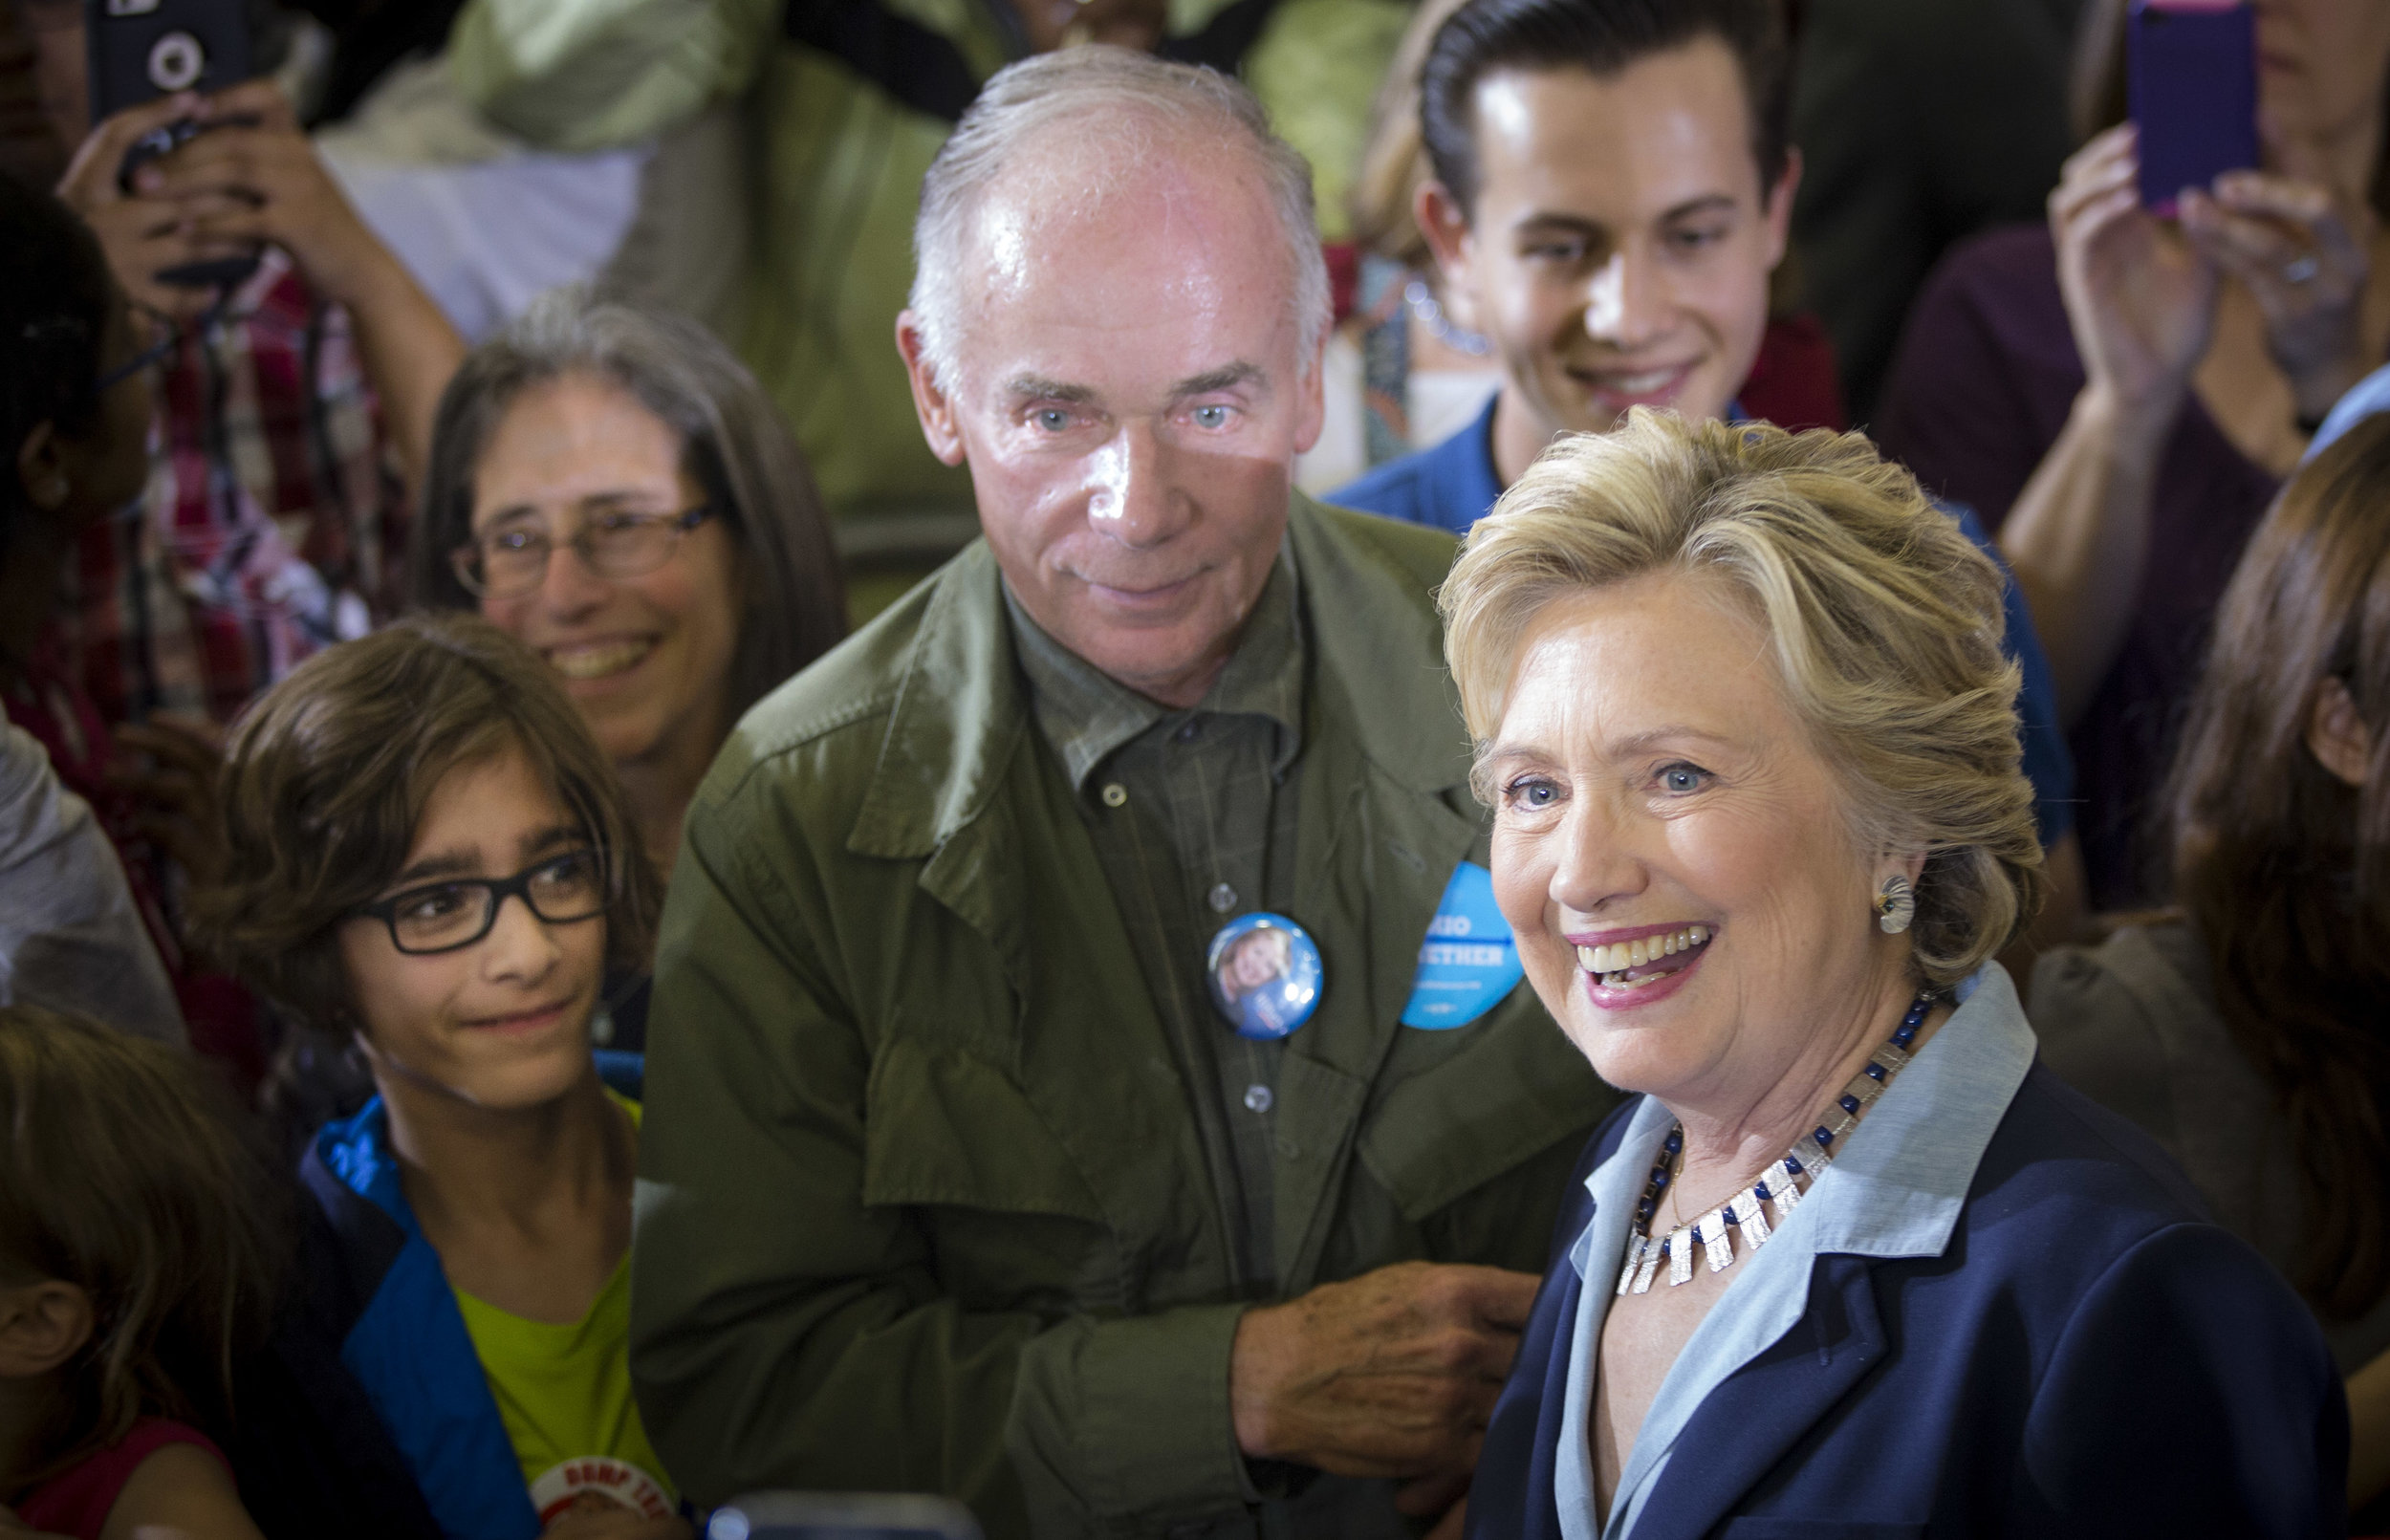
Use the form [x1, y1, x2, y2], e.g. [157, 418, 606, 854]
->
[630, 492, 1618, 1537]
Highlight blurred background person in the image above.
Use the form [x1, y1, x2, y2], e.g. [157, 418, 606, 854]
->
[195, 615, 686, 1540]
[1448, 411, 2342, 1539]
[0, 171, 259, 1080]
[1879, 0, 2390, 908]
[0, 711, 182, 1043]
[1786, 0, 2084, 424]
[407, 293, 845, 961]
[0, 1004, 281, 1540]
[24, 26, 467, 731]
[2032, 413, 2390, 1524]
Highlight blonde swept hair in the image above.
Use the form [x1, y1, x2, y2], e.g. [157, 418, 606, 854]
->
[1440, 411, 2046, 984]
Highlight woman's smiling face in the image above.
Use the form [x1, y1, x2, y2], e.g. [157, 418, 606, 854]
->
[1483, 572, 1905, 1111]
[469, 373, 742, 775]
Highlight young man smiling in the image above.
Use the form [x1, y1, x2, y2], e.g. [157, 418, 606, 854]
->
[1335, 0, 2087, 935]
[1335, 0, 1794, 527]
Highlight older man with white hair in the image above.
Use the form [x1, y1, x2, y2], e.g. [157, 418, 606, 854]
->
[631, 48, 1613, 1540]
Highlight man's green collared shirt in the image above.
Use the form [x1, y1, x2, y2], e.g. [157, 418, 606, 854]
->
[1005, 553, 1306, 1291]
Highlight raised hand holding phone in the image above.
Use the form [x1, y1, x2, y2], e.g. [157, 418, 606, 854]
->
[2048, 123, 2222, 444]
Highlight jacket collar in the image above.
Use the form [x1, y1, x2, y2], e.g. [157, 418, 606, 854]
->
[1559, 965, 2036, 1540]
[314, 1095, 418, 1235]
[848, 490, 1474, 862]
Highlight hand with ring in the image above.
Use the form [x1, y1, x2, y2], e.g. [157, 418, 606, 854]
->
[2178, 140, 2376, 423]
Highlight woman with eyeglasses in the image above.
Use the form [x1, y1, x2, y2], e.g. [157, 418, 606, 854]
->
[193, 612, 693, 1540]
[408, 291, 845, 897]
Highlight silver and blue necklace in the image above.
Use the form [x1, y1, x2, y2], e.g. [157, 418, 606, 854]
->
[1616, 989, 1936, 1295]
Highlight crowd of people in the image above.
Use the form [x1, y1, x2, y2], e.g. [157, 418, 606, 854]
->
[3, 0, 2389, 1536]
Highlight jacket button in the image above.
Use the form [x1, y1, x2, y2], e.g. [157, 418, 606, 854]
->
[1101, 783, 1129, 808]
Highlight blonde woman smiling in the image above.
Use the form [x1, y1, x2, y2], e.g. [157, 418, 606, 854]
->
[1446, 412, 2343, 1539]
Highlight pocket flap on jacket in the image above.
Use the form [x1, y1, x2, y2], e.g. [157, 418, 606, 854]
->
[861, 1034, 1108, 1224]
[1357, 1007, 1611, 1224]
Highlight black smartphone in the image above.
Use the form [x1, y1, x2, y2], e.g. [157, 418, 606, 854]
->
[2127, 0, 2261, 217]
[84, 0, 259, 289]
[84, 0, 251, 121]
[706, 1493, 985, 1540]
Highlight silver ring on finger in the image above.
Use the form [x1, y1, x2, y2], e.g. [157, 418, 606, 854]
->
[2283, 254, 2321, 285]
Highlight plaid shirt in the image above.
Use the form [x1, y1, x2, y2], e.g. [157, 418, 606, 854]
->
[66, 247, 406, 727]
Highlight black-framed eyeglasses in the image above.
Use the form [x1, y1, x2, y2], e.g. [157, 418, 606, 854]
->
[96, 304, 182, 394]
[353, 850, 607, 956]
[450, 504, 716, 598]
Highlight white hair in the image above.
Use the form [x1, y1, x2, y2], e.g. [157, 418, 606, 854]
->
[908, 47, 1334, 388]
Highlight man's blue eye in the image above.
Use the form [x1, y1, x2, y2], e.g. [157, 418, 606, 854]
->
[1661, 765, 1706, 793]
[1035, 408, 1071, 431]
[1192, 404, 1231, 429]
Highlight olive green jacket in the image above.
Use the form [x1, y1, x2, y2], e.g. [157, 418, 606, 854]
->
[631, 494, 1615, 1538]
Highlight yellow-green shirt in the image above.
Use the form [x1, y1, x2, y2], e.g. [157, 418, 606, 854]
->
[453, 1094, 675, 1527]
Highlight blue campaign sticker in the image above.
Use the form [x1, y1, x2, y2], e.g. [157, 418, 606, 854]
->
[1206, 912, 1325, 1041]
[1400, 861, 1525, 1030]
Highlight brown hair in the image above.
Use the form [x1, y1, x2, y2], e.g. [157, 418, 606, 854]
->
[2168, 413, 2390, 1318]
[1442, 411, 2046, 985]
[408, 291, 845, 723]
[2070, 0, 2390, 218]
[0, 1005, 283, 1484]
[192, 612, 661, 1033]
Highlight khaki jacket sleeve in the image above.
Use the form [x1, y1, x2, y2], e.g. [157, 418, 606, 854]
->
[632, 786, 1256, 1535]
[447, 0, 776, 151]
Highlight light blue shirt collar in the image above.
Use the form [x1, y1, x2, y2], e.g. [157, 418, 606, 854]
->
[1553, 964, 2037, 1540]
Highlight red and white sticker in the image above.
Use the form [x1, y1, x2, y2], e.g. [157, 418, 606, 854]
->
[530, 1457, 674, 1526]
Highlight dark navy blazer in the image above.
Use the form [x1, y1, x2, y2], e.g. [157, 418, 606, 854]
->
[1467, 1062, 2348, 1540]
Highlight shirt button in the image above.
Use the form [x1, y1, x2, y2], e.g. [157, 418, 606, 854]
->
[1175, 721, 1202, 744]
[1207, 882, 1238, 914]
[1244, 1084, 1273, 1114]
[1100, 783, 1128, 808]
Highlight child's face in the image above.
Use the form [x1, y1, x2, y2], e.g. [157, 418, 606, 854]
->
[337, 746, 608, 1113]
[1229, 936, 1279, 991]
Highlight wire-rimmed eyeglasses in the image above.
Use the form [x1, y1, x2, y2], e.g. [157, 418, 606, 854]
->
[353, 850, 607, 956]
[450, 504, 717, 599]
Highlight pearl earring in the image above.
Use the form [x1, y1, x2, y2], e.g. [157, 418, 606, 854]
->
[1875, 874, 1916, 935]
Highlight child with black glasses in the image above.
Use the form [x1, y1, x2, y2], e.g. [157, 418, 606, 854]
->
[194, 613, 687, 1540]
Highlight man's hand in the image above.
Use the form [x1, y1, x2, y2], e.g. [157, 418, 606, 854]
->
[1229, 1261, 1539, 1479]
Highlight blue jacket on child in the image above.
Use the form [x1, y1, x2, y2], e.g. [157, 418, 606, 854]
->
[235, 1052, 643, 1540]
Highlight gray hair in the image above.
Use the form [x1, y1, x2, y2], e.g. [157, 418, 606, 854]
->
[406, 288, 846, 720]
[908, 47, 1334, 388]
